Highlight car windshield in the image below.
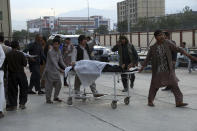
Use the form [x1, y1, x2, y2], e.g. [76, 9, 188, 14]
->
[70, 37, 78, 46]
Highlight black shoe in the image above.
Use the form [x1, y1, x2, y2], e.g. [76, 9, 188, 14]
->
[28, 90, 36, 94]
[19, 105, 26, 110]
[0, 111, 4, 119]
[176, 102, 188, 107]
[38, 91, 45, 94]
[64, 83, 69, 86]
[46, 100, 53, 104]
[93, 93, 104, 97]
[6, 106, 17, 111]
[130, 83, 134, 88]
[162, 87, 171, 91]
[122, 88, 128, 92]
[53, 98, 62, 102]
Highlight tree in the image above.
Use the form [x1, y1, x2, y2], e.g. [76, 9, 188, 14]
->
[131, 6, 197, 32]
[12, 30, 28, 41]
[94, 25, 109, 34]
[75, 29, 86, 35]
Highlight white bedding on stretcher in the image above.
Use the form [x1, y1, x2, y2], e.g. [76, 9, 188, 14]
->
[65, 60, 107, 87]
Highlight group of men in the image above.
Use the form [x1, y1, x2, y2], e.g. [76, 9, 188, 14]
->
[0, 34, 104, 118]
[0, 29, 197, 119]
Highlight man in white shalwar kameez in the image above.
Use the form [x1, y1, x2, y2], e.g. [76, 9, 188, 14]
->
[0, 37, 6, 118]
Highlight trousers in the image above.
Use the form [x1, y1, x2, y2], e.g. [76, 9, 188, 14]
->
[28, 65, 41, 91]
[74, 75, 97, 94]
[121, 74, 135, 89]
[148, 82, 183, 103]
[7, 72, 28, 107]
[45, 75, 62, 101]
[0, 71, 5, 111]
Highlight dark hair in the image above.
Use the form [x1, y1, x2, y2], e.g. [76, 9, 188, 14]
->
[42, 36, 47, 43]
[35, 34, 41, 42]
[65, 38, 71, 41]
[119, 35, 129, 44]
[54, 35, 61, 40]
[53, 38, 60, 44]
[4, 40, 11, 47]
[86, 36, 91, 41]
[164, 31, 170, 37]
[154, 30, 163, 37]
[78, 35, 86, 43]
[0, 35, 4, 42]
[182, 42, 186, 46]
[11, 41, 19, 49]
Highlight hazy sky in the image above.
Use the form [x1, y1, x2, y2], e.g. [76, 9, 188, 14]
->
[10, 0, 197, 21]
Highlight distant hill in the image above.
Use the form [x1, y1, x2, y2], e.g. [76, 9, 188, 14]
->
[58, 8, 117, 29]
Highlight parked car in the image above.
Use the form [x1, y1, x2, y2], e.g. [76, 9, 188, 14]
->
[92, 46, 112, 62]
[138, 50, 152, 71]
[49, 34, 79, 46]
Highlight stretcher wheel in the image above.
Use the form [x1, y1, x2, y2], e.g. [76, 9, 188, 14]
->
[111, 101, 117, 109]
[124, 97, 130, 105]
[67, 97, 72, 105]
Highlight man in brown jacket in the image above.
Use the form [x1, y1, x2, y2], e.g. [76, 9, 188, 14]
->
[139, 30, 197, 107]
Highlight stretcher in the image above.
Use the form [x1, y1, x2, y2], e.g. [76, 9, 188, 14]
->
[65, 67, 138, 109]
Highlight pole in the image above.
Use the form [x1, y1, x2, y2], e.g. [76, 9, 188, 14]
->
[127, 0, 130, 33]
[87, 0, 90, 34]
[146, 0, 149, 46]
[7, 0, 12, 40]
[0, 23, 2, 32]
[51, 8, 56, 34]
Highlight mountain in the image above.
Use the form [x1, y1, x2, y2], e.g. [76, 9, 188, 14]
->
[58, 8, 117, 29]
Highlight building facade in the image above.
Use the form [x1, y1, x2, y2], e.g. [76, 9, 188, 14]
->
[0, 0, 12, 39]
[117, 0, 165, 25]
[27, 16, 57, 34]
[27, 16, 110, 34]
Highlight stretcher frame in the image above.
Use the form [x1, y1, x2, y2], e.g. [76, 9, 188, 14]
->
[66, 70, 138, 109]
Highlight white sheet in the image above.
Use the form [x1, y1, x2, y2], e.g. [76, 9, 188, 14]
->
[65, 60, 107, 87]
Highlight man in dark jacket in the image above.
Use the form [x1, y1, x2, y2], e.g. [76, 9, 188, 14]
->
[5, 41, 28, 111]
[24, 34, 45, 94]
[112, 35, 138, 92]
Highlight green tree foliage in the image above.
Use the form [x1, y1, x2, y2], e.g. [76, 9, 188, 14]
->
[132, 6, 197, 32]
[94, 25, 109, 34]
[12, 30, 37, 41]
[75, 29, 86, 35]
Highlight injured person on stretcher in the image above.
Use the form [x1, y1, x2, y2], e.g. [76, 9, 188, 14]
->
[65, 60, 138, 98]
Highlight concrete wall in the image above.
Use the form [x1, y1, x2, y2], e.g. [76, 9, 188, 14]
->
[97, 30, 197, 48]
[0, 0, 12, 40]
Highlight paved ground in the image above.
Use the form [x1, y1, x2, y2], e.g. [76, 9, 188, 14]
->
[0, 68, 197, 131]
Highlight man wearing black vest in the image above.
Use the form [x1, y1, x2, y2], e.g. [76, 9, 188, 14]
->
[71, 35, 103, 97]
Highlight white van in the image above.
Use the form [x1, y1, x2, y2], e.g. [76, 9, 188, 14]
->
[49, 34, 79, 46]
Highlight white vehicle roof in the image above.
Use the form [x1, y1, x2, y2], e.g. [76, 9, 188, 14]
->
[93, 45, 107, 49]
[49, 34, 80, 40]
